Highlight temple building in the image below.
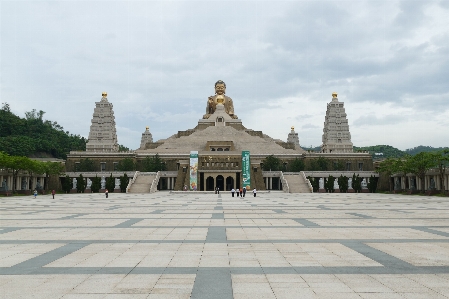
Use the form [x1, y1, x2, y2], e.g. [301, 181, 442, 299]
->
[85, 92, 119, 152]
[66, 81, 375, 192]
[321, 93, 353, 153]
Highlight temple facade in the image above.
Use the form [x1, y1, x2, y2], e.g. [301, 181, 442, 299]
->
[66, 84, 375, 193]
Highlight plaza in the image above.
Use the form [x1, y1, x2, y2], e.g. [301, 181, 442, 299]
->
[0, 192, 448, 298]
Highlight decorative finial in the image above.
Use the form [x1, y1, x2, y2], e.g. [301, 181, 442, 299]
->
[145, 126, 149, 130]
[291, 126, 295, 130]
[102, 92, 107, 97]
[332, 92, 338, 98]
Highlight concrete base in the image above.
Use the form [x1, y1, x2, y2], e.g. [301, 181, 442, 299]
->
[362, 189, 369, 193]
[318, 189, 326, 193]
[334, 189, 340, 193]
[70, 189, 77, 193]
[114, 189, 121, 193]
[347, 189, 355, 193]
[17, 190, 31, 195]
[425, 190, 440, 196]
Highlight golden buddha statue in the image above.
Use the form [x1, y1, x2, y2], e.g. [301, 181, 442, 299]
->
[203, 80, 238, 119]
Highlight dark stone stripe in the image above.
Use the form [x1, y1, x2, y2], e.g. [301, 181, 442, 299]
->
[347, 213, 374, 219]
[7, 242, 89, 274]
[191, 268, 232, 299]
[413, 227, 449, 238]
[273, 209, 286, 213]
[211, 213, 224, 219]
[59, 213, 88, 220]
[293, 218, 320, 227]
[0, 228, 20, 235]
[341, 241, 414, 269]
[150, 210, 164, 214]
[114, 218, 144, 228]
[206, 227, 227, 243]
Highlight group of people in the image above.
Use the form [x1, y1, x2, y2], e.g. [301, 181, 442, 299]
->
[230, 187, 257, 197]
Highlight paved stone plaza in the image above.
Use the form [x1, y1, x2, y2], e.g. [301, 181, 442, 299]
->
[1, 192, 448, 299]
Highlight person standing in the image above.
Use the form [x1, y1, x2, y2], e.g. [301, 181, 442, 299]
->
[236, 188, 240, 197]
[253, 188, 257, 197]
[217, 187, 220, 194]
[51, 189, 55, 199]
[231, 188, 235, 197]
[243, 187, 246, 197]
[105, 189, 109, 198]
[33, 189, 37, 199]
[239, 187, 243, 197]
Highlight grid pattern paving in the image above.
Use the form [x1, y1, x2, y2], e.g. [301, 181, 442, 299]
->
[1, 191, 449, 298]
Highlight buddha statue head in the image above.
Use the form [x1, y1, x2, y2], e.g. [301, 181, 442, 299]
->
[215, 80, 226, 95]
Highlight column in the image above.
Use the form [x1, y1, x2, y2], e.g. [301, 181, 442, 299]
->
[269, 177, 273, 190]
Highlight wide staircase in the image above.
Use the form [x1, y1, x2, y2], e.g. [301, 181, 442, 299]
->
[283, 173, 312, 193]
[128, 173, 157, 193]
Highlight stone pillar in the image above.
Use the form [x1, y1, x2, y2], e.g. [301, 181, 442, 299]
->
[269, 177, 273, 190]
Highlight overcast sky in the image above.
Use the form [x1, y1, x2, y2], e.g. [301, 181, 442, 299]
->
[1, 0, 448, 151]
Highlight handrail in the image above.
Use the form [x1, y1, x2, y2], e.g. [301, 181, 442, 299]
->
[126, 171, 139, 193]
[150, 171, 161, 193]
[301, 171, 313, 193]
[280, 171, 289, 193]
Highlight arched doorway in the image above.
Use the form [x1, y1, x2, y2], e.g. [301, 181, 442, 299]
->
[206, 176, 214, 191]
[226, 176, 234, 191]
[216, 175, 224, 191]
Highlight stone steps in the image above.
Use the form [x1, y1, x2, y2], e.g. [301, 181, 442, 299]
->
[128, 174, 156, 193]
[284, 174, 311, 193]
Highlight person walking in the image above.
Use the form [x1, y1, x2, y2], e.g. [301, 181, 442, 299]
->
[217, 187, 220, 194]
[243, 187, 246, 197]
[231, 188, 235, 197]
[253, 188, 257, 197]
[236, 188, 240, 197]
[239, 188, 243, 197]
[105, 189, 109, 198]
[51, 189, 55, 199]
[33, 189, 37, 199]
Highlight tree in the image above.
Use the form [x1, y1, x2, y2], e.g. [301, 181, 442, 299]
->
[393, 155, 412, 190]
[407, 152, 436, 193]
[308, 157, 329, 171]
[338, 175, 348, 193]
[368, 175, 379, 193]
[42, 162, 65, 190]
[106, 174, 115, 192]
[62, 175, 72, 193]
[333, 161, 345, 171]
[118, 144, 130, 152]
[262, 155, 282, 171]
[120, 173, 129, 193]
[0, 153, 35, 192]
[352, 173, 362, 193]
[377, 158, 398, 192]
[76, 174, 85, 193]
[325, 175, 334, 193]
[432, 150, 449, 192]
[141, 154, 166, 172]
[78, 158, 95, 172]
[117, 158, 135, 171]
[288, 158, 305, 172]
[91, 175, 101, 193]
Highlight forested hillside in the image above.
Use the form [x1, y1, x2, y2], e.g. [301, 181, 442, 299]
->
[0, 103, 86, 159]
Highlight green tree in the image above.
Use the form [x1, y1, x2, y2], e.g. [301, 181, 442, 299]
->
[62, 175, 72, 193]
[308, 157, 329, 171]
[432, 150, 449, 192]
[377, 158, 398, 192]
[117, 158, 135, 171]
[407, 152, 436, 193]
[106, 174, 115, 192]
[261, 155, 282, 171]
[91, 175, 101, 193]
[118, 144, 130, 152]
[0, 153, 35, 192]
[288, 158, 305, 172]
[325, 175, 334, 193]
[141, 154, 166, 172]
[78, 158, 95, 172]
[333, 161, 345, 171]
[42, 162, 65, 190]
[338, 175, 348, 193]
[352, 174, 362, 193]
[119, 173, 129, 193]
[368, 175, 379, 193]
[76, 174, 85, 193]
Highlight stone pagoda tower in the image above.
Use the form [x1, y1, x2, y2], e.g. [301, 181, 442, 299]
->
[321, 92, 353, 153]
[86, 92, 119, 152]
[287, 126, 300, 149]
[140, 126, 153, 149]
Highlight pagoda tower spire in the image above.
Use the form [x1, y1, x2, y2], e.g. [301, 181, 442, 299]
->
[321, 92, 353, 153]
[86, 92, 119, 152]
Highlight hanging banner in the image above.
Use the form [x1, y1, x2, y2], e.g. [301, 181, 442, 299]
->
[241, 150, 251, 190]
[189, 151, 198, 191]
